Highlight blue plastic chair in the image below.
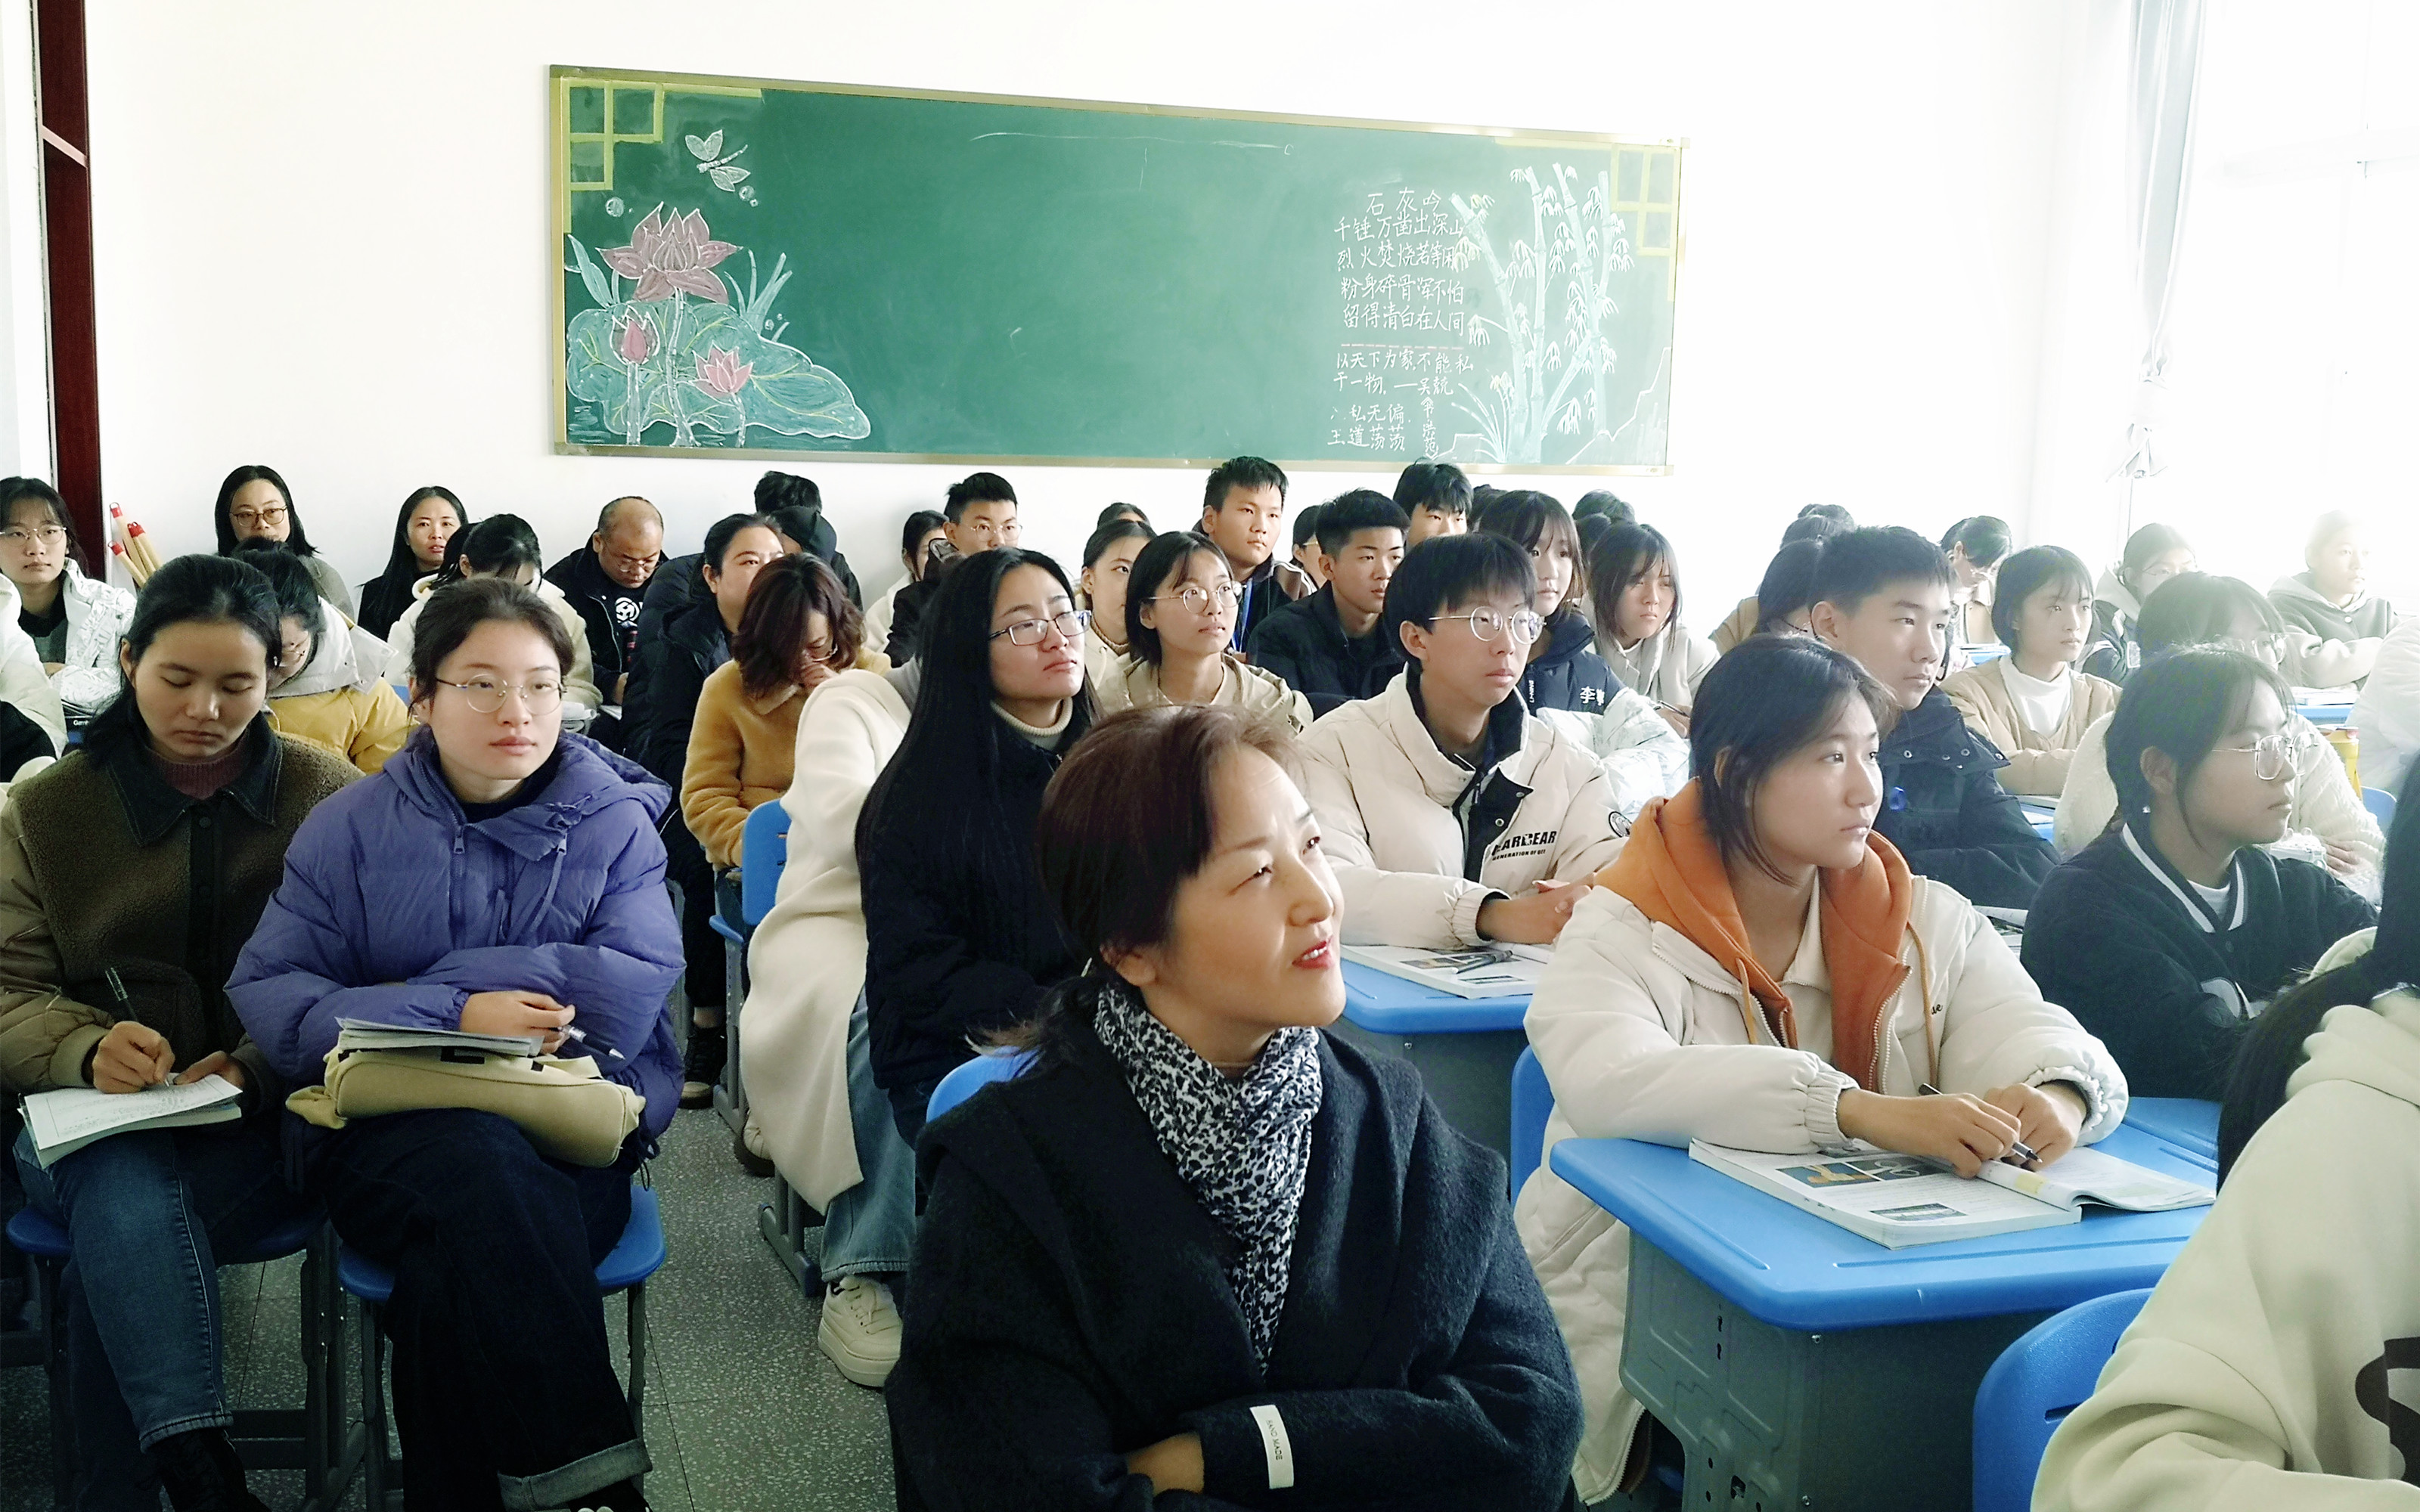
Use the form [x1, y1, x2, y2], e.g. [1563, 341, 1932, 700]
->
[2366, 786, 2397, 825]
[926, 1049, 1036, 1123]
[332, 1182, 665, 1510]
[1509, 1046, 1551, 1196]
[6, 1204, 345, 1510]
[706, 802, 791, 1127]
[1971, 1287, 2153, 1512]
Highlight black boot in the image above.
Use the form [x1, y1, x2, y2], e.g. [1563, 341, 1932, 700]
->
[150, 1427, 271, 1512]
[681, 1023, 726, 1109]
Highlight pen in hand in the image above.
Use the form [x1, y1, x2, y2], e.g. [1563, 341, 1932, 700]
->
[557, 1024, 625, 1061]
[1917, 1083, 2038, 1167]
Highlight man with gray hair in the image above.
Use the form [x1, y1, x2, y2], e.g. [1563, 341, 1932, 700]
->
[545, 494, 665, 747]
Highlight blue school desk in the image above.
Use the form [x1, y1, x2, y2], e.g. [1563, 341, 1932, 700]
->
[2018, 801, 2055, 840]
[1326, 962, 1526, 1161]
[2299, 700, 2354, 727]
[2116, 1096, 2218, 1160]
[1548, 1119, 2214, 1509]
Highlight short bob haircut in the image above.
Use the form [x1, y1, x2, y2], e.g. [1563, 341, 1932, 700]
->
[2103, 647, 2294, 829]
[1204, 456, 1287, 516]
[0, 476, 83, 566]
[733, 553, 861, 701]
[1392, 460, 1469, 519]
[1940, 516, 2013, 569]
[1752, 540, 1828, 637]
[408, 577, 578, 705]
[1384, 531, 1537, 649]
[85, 555, 281, 755]
[1476, 491, 1582, 618]
[1314, 489, 1408, 558]
[1124, 530, 1229, 668]
[1809, 526, 1956, 617]
[1007, 705, 1302, 1064]
[1587, 522, 1683, 646]
[1988, 545, 2096, 652]
[1690, 635, 1898, 882]
[2136, 573, 2283, 658]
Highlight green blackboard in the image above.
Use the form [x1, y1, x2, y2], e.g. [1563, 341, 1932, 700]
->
[551, 67, 1682, 471]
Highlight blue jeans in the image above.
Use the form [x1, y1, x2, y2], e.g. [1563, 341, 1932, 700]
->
[819, 994, 915, 1284]
[12, 1116, 304, 1510]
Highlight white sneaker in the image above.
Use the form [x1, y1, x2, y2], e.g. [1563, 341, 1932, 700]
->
[817, 1275, 901, 1389]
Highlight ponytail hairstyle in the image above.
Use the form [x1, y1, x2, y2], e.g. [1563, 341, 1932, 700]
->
[2220, 785, 2419, 1182]
[1002, 705, 1301, 1068]
[433, 514, 544, 590]
[235, 540, 327, 677]
[85, 554, 281, 755]
[1751, 538, 1828, 637]
[2102, 648, 2291, 837]
[1940, 515, 2012, 570]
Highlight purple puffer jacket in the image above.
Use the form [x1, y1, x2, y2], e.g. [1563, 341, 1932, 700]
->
[228, 726, 684, 1140]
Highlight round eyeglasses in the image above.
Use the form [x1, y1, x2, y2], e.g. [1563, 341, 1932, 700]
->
[434, 677, 565, 715]
[1433, 606, 1546, 646]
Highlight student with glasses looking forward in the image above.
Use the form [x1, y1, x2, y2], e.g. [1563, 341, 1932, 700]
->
[211, 463, 353, 618]
[1094, 531, 1311, 732]
[0, 474, 129, 721]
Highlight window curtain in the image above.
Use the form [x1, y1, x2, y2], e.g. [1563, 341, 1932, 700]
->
[2114, 0, 2207, 535]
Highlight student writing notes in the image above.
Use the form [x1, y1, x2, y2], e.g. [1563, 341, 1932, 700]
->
[1244, 488, 1407, 717]
[858, 548, 1091, 1143]
[2024, 649, 2376, 1099]
[888, 705, 1584, 1512]
[2035, 794, 2420, 1512]
[0, 556, 352, 1512]
[1092, 531, 1311, 732]
[1806, 526, 2058, 908]
[1299, 533, 1627, 949]
[1516, 636, 2124, 1504]
[1942, 545, 2119, 798]
[230, 578, 680, 1512]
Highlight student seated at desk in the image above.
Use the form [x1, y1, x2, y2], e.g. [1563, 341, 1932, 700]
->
[889, 705, 1584, 1512]
[1300, 532, 1628, 950]
[355, 485, 466, 641]
[2024, 649, 2376, 1100]
[2034, 792, 2418, 1511]
[1077, 516, 1151, 691]
[1395, 458, 1472, 546]
[1093, 531, 1311, 732]
[1516, 634, 2126, 1506]
[1589, 522, 1717, 734]
[244, 543, 412, 776]
[1476, 492, 1622, 717]
[1288, 502, 1327, 590]
[1804, 526, 2058, 908]
[1710, 510, 1851, 655]
[2270, 510, 2397, 689]
[864, 509, 947, 660]
[1942, 545, 2119, 798]
[1244, 489, 1407, 717]
[2083, 522, 2195, 686]
[2055, 572, 2385, 896]
[1941, 514, 2012, 649]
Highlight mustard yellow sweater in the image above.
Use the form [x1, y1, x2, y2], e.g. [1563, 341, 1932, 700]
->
[267, 686, 412, 775]
[681, 649, 889, 867]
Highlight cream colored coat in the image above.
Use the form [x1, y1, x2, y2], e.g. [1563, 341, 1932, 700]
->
[1516, 880, 2128, 1501]
[1092, 649, 1311, 733]
[1942, 657, 2121, 798]
[740, 669, 911, 1207]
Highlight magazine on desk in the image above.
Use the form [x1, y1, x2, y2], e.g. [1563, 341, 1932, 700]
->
[1689, 1141, 2215, 1249]
[1341, 943, 1551, 999]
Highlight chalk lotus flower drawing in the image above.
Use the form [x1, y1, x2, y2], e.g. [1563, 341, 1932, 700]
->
[564, 201, 870, 447]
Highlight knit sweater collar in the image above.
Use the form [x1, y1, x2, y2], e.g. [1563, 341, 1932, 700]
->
[994, 699, 1073, 749]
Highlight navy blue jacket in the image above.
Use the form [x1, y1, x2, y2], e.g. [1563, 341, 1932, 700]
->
[228, 727, 685, 1140]
[1874, 688, 2058, 909]
[1243, 586, 1401, 717]
[1518, 612, 1621, 717]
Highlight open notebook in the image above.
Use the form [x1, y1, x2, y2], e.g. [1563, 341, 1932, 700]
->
[21, 1076, 243, 1168]
[1689, 1141, 2214, 1249]
[1341, 944, 1551, 999]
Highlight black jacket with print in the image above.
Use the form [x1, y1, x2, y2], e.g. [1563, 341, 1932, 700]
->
[1875, 688, 2058, 909]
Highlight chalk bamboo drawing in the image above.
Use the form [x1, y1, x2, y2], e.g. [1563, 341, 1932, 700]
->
[563, 205, 869, 447]
[1448, 166, 1634, 465]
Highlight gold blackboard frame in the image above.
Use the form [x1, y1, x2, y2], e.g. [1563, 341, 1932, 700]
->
[548, 64, 1686, 476]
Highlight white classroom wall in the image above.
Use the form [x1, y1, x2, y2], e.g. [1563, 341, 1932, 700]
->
[70, 0, 2085, 617]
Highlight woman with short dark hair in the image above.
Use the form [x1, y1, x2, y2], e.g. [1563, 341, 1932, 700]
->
[889, 705, 1585, 1512]
[1943, 545, 2120, 797]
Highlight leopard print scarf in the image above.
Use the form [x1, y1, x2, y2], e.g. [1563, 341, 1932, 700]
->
[1093, 979, 1323, 1368]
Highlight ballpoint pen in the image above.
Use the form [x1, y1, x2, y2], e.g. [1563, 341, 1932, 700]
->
[1918, 1083, 2037, 1165]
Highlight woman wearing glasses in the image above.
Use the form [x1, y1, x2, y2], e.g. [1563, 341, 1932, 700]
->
[2053, 574, 2385, 897]
[2024, 648, 2377, 1099]
[1299, 533, 1627, 949]
[229, 577, 680, 1512]
[1092, 530, 1311, 732]
[211, 464, 353, 619]
[0, 476, 134, 717]
[857, 548, 1093, 1144]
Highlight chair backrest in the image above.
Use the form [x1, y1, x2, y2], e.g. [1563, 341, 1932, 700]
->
[1972, 1287, 2154, 1512]
[1509, 1046, 1552, 1196]
[926, 1048, 1036, 1123]
[739, 799, 790, 925]
[2366, 785, 2397, 826]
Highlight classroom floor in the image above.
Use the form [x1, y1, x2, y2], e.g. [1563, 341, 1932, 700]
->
[0, 1105, 897, 1512]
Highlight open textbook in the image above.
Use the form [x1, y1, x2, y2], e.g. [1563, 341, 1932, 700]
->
[21, 1076, 243, 1168]
[1341, 943, 1551, 999]
[1689, 1140, 2214, 1249]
